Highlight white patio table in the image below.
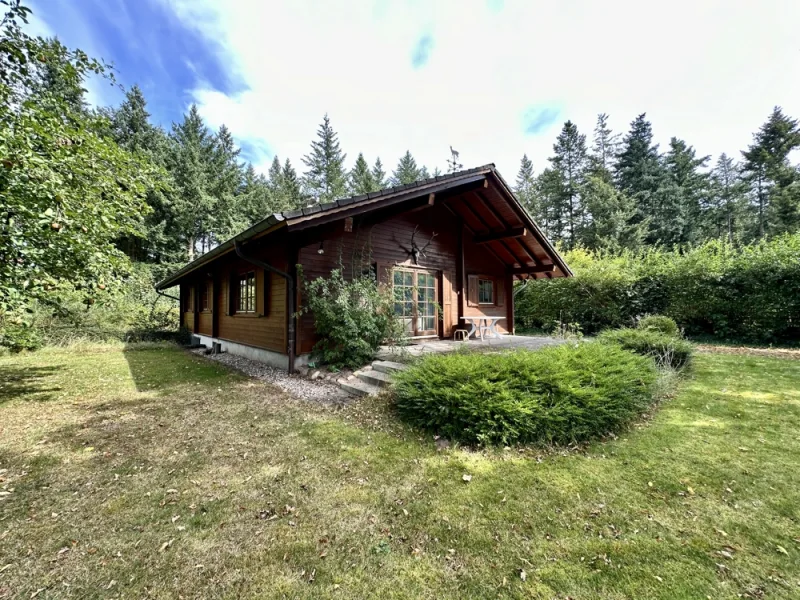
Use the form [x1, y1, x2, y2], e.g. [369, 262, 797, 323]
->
[459, 316, 506, 340]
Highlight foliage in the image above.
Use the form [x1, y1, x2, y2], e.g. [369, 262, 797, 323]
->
[0, 3, 163, 322]
[299, 267, 404, 369]
[0, 322, 41, 352]
[302, 113, 348, 203]
[637, 314, 680, 337]
[516, 235, 800, 343]
[598, 327, 693, 370]
[393, 342, 658, 446]
[391, 150, 424, 185]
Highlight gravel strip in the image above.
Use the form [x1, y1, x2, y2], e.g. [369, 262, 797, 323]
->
[191, 349, 352, 403]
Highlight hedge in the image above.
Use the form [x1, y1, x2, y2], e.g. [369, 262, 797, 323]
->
[515, 235, 800, 343]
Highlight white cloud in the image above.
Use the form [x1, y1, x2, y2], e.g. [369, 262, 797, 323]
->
[160, 0, 800, 179]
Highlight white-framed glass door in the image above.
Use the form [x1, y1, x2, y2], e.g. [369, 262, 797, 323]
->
[393, 268, 437, 337]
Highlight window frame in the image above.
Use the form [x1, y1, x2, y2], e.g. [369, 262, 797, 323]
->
[236, 271, 257, 314]
[200, 281, 210, 312]
[478, 278, 495, 305]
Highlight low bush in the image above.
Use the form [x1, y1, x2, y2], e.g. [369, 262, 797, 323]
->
[598, 327, 694, 370]
[392, 342, 658, 446]
[300, 267, 405, 369]
[637, 315, 680, 337]
[0, 323, 43, 353]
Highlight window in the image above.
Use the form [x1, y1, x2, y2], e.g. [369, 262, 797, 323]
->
[184, 286, 194, 312]
[478, 278, 494, 304]
[200, 283, 209, 312]
[237, 272, 256, 313]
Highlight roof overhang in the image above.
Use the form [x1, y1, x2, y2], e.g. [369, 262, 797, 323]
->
[155, 164, 571, 290]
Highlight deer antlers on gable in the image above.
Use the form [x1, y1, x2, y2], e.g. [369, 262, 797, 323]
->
[401, 225, 438, 265]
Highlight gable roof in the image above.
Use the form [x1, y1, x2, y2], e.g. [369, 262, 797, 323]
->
[156, 164, 571, 289]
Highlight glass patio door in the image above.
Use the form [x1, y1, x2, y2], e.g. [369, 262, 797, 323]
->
[393, 269, 437, 337]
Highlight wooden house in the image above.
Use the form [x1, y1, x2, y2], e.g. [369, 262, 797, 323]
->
[155, 165, 572, 372]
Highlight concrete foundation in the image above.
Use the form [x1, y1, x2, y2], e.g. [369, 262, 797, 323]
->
[195, 335, 311, 370]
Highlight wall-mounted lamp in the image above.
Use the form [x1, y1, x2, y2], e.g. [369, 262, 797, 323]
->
[317, 241, 325, 255]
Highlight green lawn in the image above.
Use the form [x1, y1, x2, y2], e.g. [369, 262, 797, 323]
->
[1, 345, 799, 599]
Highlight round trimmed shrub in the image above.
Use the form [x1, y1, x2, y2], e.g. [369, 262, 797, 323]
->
[637, 315, 680, 337]
[598, 327, 693, 370]
[392, 342, 658, 446]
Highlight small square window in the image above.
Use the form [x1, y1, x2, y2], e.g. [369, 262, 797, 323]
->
[478, 279, 494, 305]
[237, 272, 256, 313]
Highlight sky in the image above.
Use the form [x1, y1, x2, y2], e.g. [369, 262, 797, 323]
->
[28, 0, 800, 179]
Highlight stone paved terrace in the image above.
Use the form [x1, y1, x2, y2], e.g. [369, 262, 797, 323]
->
[376, 334, 565, 361]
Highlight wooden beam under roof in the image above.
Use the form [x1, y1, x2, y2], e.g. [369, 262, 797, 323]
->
[509, 264, 556, 275]
[473, 227, 526, 244]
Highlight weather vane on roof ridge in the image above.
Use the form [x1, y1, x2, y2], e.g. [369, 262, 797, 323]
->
[447, 145, 462, 173]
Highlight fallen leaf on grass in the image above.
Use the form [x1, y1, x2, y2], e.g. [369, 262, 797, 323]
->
[519, 569, 527, 581]
[776, 545, 789, 555]
[653, 575, 663, 582]
[462, 474, 472, 483]
[159, 539, 174, 552]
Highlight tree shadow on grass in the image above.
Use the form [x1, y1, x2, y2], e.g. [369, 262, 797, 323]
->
[122, 343, 236, 393]
[0, 364, 62, 404]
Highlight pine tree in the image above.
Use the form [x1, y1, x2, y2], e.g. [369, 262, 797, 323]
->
[107, 86, 178, 263]
[514, 154, 538, 217]
[168, 104, 216, 260]
[281, 159, 304, 209]
[210, 124, 246, 241]
[302, 114, 348, 203]
[239, 164, 273, 224]
[391, 151, 423, 185]
[741, 107, 800, 238]
[652, 137, 709, 247]
[615, 114, 663, 225]
[371, 157, 387, 189]
[535, 168, 562, 241]
[548, 121, 588, 248]
[706, 154, 748, 242]
[580, 176, 648, 251]
[350, 152, 378, 194]
[589, 113, 619, 182]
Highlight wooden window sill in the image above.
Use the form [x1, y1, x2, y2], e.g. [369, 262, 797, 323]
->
[231, 313, 262, 318]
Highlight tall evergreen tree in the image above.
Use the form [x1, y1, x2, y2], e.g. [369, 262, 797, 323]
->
[705, 153, 748, 242]
[615, 114, 663, 224]
[350, 152, 378, 194]
[391, 151, 423, 185]
[535, 168, 562, 241]
[107, 86, 178, 263]
[281, 159, 303, 209]
[741, 107, 800, 238]
[651, 137, 709, 247]
[589, 113, 619, 182]
[580, 176, 648, 251]
[371, 157, 387, 189]
[302, 113, 348, 203]
[168, 104, 216, 260]
[210, 124, 246, 241]
[547, 121, 588, 247]
[514, 154, 538, 217]
[239, 164, 273, 224]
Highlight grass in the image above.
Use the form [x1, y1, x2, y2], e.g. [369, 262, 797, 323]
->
[1, 344, 799, 598]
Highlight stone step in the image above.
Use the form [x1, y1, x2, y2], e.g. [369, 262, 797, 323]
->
[356, 369, 393, 388]
[371, 360, 409, 375]
[338, 378, 382, 397]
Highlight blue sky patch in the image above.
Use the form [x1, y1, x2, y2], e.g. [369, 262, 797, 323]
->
[411, 33, 435, 69]
[29, 0, 243, 129]
[522, 106, 561, 135]
[486, 0, 505, 13]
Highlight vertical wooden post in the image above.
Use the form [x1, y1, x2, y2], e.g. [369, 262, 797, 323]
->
[192, 282, 199, 334]
[286, 244, 299, 372]
[506, 271, 515, 335]
[211, 278, 219, 338]
[456, 216, 465, 326]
